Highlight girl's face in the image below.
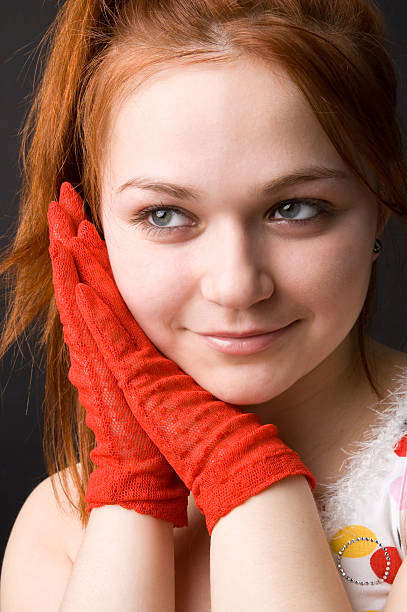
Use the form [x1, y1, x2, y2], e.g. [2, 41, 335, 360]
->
[100, 56, 381, 406]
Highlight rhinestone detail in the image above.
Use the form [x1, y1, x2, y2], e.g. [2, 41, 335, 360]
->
[336, 537, 391, 586]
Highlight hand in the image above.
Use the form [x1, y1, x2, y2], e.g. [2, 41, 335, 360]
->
[48, 183, 189, 527]
[62, 183, 316, 535]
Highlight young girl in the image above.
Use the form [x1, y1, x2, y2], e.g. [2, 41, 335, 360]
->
[1, 0, 407, 610]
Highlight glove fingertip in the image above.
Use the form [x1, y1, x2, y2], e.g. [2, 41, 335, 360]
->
[48, 200, 78, 244]
[77, 220, 104, 248]
[47, 199, 59, 219]
[59, 182, 85, 223]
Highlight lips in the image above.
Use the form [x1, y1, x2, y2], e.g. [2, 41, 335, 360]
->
[197, 325, 291, 338]
[196, 322, 296, 355]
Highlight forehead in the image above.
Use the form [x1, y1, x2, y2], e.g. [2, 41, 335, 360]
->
[103, 56, 348, 191]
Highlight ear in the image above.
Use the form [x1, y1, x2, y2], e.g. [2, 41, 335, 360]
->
[372, 204, 391, 262]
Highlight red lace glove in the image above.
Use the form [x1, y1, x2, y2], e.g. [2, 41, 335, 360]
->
[48, 182, 189, 527]
[62, 184, 316, 536]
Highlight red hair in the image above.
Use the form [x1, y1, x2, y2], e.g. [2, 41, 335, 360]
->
[1, 0, 406, 527]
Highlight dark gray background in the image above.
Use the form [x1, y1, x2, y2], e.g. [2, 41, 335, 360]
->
[0, 0, 406, 564]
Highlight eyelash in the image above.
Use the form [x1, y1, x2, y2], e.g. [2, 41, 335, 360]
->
[129, 199, 332, 237]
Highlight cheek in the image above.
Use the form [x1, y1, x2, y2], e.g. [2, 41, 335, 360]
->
[281, 224, 374, 330]
[104, 234, 190, 340]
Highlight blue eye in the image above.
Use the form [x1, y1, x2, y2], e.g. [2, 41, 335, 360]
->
[129, 204, 193, 236]
[129, 198, 331, 237]
[271, 200, 324, 222]
[149, 208, 190, 228]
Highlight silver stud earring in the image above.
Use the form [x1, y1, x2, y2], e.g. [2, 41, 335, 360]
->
[373, 238, 382, 254]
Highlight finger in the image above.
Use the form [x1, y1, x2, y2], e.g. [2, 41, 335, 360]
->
[69, 237, 141, 339]
[76, 282, 185, 400]
[68, 346, 124, 410]
[49, 239, 84, 337]
[75, 283, 144, 387]
[76, 220, 112, 273]
[48, 200, 78, 244]
[69, 235, 113, 288]
[58, 182, 85, 227]
[50, 241, 108, 361]
[49, 240, 79, 304]
[77, 220, 104, 249]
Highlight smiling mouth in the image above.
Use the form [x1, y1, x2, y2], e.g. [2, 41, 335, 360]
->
[196, 322, 297, 355]
[198, 328, 286, 338]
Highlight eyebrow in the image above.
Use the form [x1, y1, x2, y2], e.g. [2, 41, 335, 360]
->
[116, 165, 349, 200]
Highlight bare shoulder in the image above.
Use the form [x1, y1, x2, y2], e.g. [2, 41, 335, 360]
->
[0, 463, 85, 611]
[45, 463, 87, 561]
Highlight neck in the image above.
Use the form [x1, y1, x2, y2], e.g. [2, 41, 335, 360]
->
[250, 329, 381, 463]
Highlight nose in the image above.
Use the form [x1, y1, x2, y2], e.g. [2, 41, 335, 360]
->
[200, 221, 274, 310]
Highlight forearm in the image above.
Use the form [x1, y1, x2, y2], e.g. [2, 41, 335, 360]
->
[210, 475, 352, 611]
[60, 505, 175, 612]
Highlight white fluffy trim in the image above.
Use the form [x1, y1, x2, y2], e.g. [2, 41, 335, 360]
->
[317, 365, 407, 540]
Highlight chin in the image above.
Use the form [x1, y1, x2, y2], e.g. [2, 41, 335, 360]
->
[200, 383, 279, 406]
